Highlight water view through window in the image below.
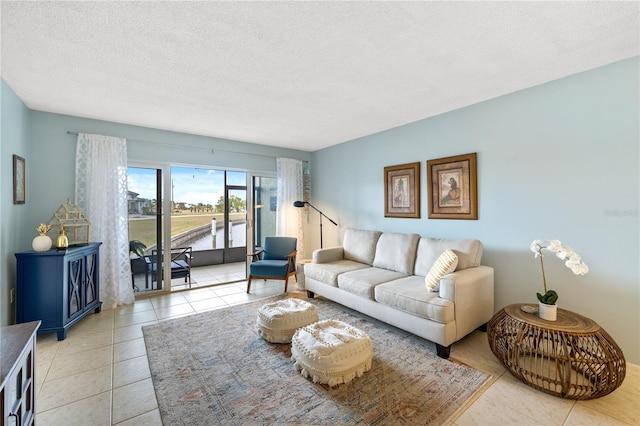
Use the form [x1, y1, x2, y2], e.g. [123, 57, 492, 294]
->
[128, 166, 247, 291]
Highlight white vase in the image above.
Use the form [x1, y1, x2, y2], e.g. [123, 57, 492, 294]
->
[32, 235, 53, 252]
[538, 302, 557, 321]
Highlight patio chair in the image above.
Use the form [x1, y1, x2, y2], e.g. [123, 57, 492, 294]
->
[246, 237, 297, 293]
[148, 246, 193, 288]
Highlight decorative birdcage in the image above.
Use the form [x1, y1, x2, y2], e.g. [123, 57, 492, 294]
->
[48, 198, 91, 245]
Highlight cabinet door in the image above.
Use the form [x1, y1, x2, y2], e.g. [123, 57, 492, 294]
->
[4, 344, 35, 425]
[84, 249, 99, 308]
[66, 253, 84, 321]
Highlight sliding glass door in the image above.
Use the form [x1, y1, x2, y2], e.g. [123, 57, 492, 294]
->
[250, 175, 277, 251]
[223, 171, 247, 263]
[128, 165, 252, 293]
[127, 166, 164, 293]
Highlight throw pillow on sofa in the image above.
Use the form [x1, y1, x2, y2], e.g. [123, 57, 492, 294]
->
[425, 249, 458, 292]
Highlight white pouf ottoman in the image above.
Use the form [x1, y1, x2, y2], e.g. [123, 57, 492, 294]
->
[291, 319, 373, 386]
[257, 298, 319, 343]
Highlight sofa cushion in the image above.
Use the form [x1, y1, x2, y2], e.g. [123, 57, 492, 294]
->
[372, 232, 420, 274]
[414, 238, 483, 276]
[425, 249, 458, 292]
[305, 260, 368, 287]
[343, 228, 382, 265]
[337, 267, 406, 300]
[375, 276, 455, 324]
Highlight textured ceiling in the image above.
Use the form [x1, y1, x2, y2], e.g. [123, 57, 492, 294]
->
[1, 2, 638, 152]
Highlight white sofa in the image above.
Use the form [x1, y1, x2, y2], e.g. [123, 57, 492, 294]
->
[304, 228, 494, 358]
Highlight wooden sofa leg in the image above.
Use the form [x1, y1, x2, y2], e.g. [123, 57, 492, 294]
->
[477, 322, 488, 332]
[436, 344, 451, 359]
[306, 291, 315, 298]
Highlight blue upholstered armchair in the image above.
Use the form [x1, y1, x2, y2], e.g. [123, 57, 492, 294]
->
[246, 237, 297, 293]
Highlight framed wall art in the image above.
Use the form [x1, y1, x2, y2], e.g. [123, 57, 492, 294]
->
[13, 155, 25, 204]
[427, 153, 477, 220]
[384, 162, 420, 218]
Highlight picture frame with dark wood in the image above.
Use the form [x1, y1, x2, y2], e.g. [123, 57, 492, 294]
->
[13, 155, 25, 204]
[427, 153, 477, 220]
[384, 162, 420, 218]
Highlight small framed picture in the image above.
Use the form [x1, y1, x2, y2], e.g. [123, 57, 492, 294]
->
[13, 155, 25, 204]
[384, 162, 420, 218]
[427, 153, 477, 220]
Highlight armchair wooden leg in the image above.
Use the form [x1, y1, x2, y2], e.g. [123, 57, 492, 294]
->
[284, 277, 288, 293]
[246, 277, 252, 293]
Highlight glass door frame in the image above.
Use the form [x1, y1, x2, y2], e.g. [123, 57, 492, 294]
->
[224, 183, 248, 265]
[127, 161, 170, 294]
[165, 166, 249, 287]
[246, 172, 277, 276]
[161, 164, 173, 289]
[245, 174, 255, 278]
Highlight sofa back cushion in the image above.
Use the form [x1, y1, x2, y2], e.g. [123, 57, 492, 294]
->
[414, 237, 483, 276]
[343, 228, 382, 265]
[373, 232, 420, 274]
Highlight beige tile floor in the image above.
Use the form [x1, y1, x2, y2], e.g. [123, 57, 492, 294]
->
[35, 267, 639, 425]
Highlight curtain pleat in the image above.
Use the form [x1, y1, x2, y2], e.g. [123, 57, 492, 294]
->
[276, 158, 305, 259]
[76, 133, 134, 308]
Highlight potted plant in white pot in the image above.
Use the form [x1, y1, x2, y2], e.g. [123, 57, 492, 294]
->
[530, 239, 589, 321]
[32, 223, 53, 251]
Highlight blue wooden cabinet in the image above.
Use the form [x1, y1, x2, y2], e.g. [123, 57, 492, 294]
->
[15, 243, 102, 340]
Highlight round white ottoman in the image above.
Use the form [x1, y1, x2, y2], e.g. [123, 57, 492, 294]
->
[257, 298, 319, 343]
[291, 319, 373, 386]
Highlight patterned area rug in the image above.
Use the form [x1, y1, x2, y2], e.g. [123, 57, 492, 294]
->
[142, 296, 490, 425]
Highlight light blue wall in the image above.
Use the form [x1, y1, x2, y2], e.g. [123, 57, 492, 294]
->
[27, 111, 310, 232]
[310, 57, 640, 363]
[1, 80, 31, 326]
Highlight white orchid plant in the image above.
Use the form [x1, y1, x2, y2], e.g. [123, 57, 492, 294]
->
[530, 239, 589, 305]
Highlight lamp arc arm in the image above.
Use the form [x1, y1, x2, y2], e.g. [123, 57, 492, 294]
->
[293, 201, 338, 226]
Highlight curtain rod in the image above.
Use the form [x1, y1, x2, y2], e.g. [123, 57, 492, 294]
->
[66, 131, 308, 162]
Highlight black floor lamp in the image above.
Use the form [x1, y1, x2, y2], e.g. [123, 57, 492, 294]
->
[293, 201, 338, 248]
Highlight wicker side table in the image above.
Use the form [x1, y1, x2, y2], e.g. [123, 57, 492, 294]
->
[296, 259, 312, 291]
[487, 303, 625, 400]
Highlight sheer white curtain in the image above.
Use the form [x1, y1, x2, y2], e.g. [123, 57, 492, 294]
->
[276, 158, 305, 259]
[76, 133, 134, 308]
